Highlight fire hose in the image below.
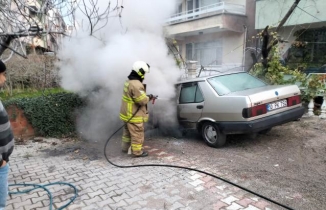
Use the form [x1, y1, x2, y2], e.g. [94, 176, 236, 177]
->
[104, 96, 295, 210]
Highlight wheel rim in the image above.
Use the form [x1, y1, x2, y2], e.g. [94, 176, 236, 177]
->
[204, 125, 217, 144]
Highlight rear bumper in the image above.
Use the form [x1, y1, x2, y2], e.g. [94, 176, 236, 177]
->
[217, 106, 305, 134]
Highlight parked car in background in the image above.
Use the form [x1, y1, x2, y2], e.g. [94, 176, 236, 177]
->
[173, 72, 305, 148]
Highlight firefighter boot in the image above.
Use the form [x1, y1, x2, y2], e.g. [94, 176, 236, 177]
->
[132, 151, 148, 158]
[121, 142, 130, 153]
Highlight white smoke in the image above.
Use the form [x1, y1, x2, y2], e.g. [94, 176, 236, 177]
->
[57, 0, 182, 141]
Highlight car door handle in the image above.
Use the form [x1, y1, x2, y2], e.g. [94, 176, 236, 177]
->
[197, 105, 204, 109]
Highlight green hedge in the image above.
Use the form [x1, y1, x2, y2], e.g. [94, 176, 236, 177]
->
[4, 92, 85, 137]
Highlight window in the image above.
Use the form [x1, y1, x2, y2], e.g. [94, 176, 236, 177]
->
[287, 27, 326, 67]
[178, 3, 182, 14]
[207, 73, 266, 96]
[200, 0, 221, 7]
[186, 43, 194, 61]
[186, 41, 223, 65]
[179, 83, 204, 104]
[187, 0, 200, 19]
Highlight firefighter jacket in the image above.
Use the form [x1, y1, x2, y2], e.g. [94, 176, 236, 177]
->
[120, 80, 149, 123]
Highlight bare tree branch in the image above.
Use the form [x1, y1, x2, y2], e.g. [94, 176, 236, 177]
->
[0, 0, 124, 59]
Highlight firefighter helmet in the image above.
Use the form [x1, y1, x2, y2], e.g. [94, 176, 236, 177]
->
[132, 61, 150, 79]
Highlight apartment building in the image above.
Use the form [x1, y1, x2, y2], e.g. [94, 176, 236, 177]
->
[25, 1, 66, 53]
[165, 0, 256, 75]
[255, 0, 326, 68]
[0, 0, 66, 54]
[46, 8, 66, 52]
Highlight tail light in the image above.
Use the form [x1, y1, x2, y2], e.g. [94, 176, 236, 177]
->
[242, 104, 267, 118]
[287, 95, 301, 106]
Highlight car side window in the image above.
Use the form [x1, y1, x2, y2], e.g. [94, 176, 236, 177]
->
[179, 83, 204, 104]
[195, 85, 204, 102]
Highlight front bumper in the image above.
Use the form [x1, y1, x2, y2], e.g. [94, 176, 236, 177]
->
[217, 106, 305, 134]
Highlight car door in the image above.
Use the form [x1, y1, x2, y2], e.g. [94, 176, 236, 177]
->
[177, 82, 205, 129]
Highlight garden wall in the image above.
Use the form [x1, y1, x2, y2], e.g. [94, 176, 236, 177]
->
[7, 105, 35, 138]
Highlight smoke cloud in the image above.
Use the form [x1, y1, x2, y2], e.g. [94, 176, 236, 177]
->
[57, 0, 182, 142]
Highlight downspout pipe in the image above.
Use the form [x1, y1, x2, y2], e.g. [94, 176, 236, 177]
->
[242, 25, 248, 71]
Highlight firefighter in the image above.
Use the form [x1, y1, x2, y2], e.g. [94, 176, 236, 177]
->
[120, 61, 154, 157]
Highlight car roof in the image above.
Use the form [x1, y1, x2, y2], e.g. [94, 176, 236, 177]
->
[176, 71, 245, 84]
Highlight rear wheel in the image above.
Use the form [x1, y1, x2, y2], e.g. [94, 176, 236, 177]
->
[201, 122, 226, 148]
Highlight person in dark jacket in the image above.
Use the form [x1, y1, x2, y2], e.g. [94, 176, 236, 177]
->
[0, 60, 14, 210]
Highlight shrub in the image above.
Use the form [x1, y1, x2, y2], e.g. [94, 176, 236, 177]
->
[4, 92, 84, 137]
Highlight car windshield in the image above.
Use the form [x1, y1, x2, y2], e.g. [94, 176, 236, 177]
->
[207, 72, 267, 95]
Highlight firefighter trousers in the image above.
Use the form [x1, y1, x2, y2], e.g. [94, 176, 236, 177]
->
[121, 123, 144, 155]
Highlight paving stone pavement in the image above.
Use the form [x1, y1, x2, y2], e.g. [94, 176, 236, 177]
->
[5, 139, 282, 210]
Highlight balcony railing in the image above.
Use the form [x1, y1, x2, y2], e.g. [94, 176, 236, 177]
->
[166, 2, 245, 25]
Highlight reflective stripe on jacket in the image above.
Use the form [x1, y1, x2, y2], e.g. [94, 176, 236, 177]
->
[120, 80, 149, 123]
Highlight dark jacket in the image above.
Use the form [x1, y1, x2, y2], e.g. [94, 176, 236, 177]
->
[0, 101, 14, 163]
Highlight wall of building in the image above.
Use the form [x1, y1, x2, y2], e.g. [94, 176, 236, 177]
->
[226, 0, 246, 5]
[243, 0, 256, 71]
[256, 0, 326, 29]
[222, 31, 244, 65]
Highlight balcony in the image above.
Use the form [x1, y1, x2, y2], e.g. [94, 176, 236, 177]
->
[166, 2, 245, 25]
[165, 2, 246, 37]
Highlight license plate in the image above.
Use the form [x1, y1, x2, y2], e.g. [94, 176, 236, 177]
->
[267, 99, 287, 111]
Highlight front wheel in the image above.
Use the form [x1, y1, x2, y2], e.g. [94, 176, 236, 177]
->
[201, 122, 226, 148]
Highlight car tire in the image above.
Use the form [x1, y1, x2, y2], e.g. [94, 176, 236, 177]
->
[259, 128, 272, 134]
[201, 122, 226, 148]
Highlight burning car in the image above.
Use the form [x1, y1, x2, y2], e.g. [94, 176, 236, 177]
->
[173, 71, 305, 148]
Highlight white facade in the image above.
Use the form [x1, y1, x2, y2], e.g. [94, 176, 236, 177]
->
[46, 8, 66, 52]
[256, 0, 326, 30]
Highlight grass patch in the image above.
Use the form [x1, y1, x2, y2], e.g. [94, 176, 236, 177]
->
[0, 88, 66, 101]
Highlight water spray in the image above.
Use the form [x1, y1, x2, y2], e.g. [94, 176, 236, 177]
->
[151, 96, 171, 104]
[150, 96, 171, 104]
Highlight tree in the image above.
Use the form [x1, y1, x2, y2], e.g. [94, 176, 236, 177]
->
[0, 0, 124, 95]
[0, 0, 124, 60]
[253, 0, 302, 69]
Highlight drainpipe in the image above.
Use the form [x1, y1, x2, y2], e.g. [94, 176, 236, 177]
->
[242, 25, 247, 71]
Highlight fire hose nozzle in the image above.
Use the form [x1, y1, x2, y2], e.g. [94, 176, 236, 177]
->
[152, 95, 158, 104]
